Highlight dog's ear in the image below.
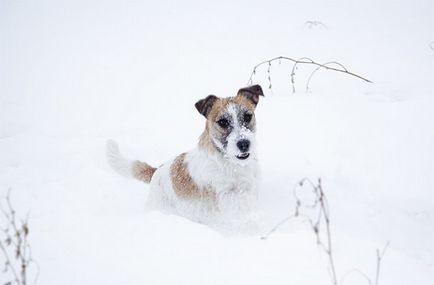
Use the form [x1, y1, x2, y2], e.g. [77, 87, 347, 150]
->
[237, 84, 264, 107]
[195, 95, 218, 118]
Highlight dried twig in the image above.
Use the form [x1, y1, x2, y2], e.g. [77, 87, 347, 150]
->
[267, 61, 272, 90]
[0, 188, 38, 285]
[261, 178, 338, 284]
[261, 178, 389, 285]
[247, 56, 372, 93]
[305, 20, 328, 29]
[375, 241, 390, 285]
[306, 61, 348, 92]
[341, 268, 372, 285]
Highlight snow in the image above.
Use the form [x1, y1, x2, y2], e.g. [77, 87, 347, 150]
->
[1, 0, 434, 284]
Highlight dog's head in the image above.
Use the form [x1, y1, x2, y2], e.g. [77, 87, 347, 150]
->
[195, 85, 264, 164]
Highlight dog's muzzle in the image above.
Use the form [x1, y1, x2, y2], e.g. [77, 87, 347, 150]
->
[236, 139, 250, 160]
[236, 139, 250, 152]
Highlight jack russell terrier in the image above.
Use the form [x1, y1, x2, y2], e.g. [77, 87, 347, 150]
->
[107, 85, 264, 221]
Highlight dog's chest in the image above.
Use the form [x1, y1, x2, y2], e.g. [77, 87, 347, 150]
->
[185, 149, 258, 195]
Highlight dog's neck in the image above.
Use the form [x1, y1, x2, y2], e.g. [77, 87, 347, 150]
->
[185, 145, 258, 195]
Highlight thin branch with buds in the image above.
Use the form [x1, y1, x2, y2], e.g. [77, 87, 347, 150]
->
[247, 56, 372, 93]
[261, 178, 389, 285]
[0, 189, 39, 285]
[262, 178, 338, 284]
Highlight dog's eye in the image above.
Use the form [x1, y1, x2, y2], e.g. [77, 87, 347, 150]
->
[243, 113, 253, 123]
[217, 118, 230, 129]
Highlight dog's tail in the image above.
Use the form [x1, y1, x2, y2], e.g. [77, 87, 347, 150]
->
[106, 140, 156, 184]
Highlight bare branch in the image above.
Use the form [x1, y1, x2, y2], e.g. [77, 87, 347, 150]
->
[0, 188, 38, 285]
[261, 178, 338, 285]
[267, 61, 272, 89]
[261, 178, 389, 285]
[341, 268, 372, 285]
[247, 56, 372, 93]
[290, 57, 315, 93]
[306, 61, 348, 92]
[375, 241, 390, 285]
[261, 215, 295, 240]
[305, 20, 328, 30]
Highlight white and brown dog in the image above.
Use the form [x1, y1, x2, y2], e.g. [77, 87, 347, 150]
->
[107, 85, 264, 221]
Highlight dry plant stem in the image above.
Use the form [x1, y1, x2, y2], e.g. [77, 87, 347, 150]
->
[261, 215, 294, 240]
[262, 178, 390, 285]
[261, 178, 338, 285]
[340, 269, 372, 285]
[290, 57, 315, 93]
[341, 243, 389, 285]
[305, 20, 328, 29]
[0, 188, 38, 285]
[0, 241, 19, 284]
[248, 56, 372, 93]
[267, 61, 272, 89]
[306, 61, 348, 92]
[0, 192, 20, 285]
[375, 242, 390, 285]
[313, 179, 338, 285]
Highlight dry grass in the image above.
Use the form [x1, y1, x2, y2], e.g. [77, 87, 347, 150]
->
[261, 178, 389, 285]
[0, 189, 38, 285]
[248, 56, 372, 93]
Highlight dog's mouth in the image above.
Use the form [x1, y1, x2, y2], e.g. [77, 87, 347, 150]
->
[236, 153, 250, 160]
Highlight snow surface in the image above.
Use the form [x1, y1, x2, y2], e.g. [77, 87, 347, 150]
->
[1, 0, 434, 284]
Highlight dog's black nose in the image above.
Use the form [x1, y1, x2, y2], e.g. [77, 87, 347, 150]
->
[236, 139, 250, 153]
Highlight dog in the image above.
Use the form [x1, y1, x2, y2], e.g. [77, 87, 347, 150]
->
[106, 85, 264, 222]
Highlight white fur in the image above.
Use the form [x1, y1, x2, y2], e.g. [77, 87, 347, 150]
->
[106, 140, 133, 178]
[144, 145, 259, 222]
[185, 147, 258, 196]
[107, 103, 260, 223]
[186, 147, 259, 215]
[145, 157, 174, 208]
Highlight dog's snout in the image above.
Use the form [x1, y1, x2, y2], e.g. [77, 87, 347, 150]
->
[236, 139, 250, 153]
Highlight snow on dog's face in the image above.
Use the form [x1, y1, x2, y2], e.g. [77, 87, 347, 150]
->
[195, 85, 264, 164]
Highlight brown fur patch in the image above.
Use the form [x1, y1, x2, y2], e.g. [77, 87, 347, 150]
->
[170, 153, 216, 204]
[195, 95, 218, 118]
[198, 125, 215, 153]
[237, 85, 264, 106]
[132, 160, 157, 183]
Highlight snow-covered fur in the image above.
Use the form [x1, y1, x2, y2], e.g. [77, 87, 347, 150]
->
[106, 85, 264, 222]
[147, 147, 259, 222]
